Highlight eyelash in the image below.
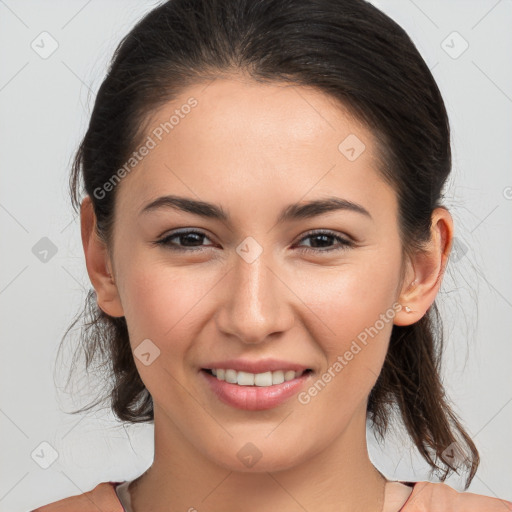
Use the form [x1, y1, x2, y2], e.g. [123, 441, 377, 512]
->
[153, 229, 355, 254]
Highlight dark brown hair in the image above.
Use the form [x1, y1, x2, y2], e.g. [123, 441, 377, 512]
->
[60, 0, 479, 489]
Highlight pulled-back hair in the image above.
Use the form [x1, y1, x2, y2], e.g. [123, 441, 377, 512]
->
[61, 0, 479, 489]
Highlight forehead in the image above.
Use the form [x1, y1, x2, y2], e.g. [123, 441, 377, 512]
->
[115, 77, 395, 221]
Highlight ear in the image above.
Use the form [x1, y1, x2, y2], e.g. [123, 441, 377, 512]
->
[80, 196, 125, 318]
[393, 207, 453, 326]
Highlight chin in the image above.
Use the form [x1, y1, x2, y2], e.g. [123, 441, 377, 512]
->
[201, 436, 315, 474]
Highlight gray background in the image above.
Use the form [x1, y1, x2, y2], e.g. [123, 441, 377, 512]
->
[0, 1, 511, 510]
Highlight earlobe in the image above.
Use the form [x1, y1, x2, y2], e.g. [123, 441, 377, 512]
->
[394, 208, 453, 326]
[80, 196, 125, 318]
[394, 287, 422, 326]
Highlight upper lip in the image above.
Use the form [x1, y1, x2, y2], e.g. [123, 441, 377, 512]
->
[202, 358, 312, 374]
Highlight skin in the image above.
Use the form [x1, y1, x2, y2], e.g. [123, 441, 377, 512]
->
[81, 75, 453, 512]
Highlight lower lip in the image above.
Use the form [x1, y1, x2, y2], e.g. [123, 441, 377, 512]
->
[200, 369, 312, 411]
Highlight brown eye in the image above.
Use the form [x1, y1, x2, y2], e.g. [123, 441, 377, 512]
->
[296, 230, 354, 254]
[153, 228, 354, 254]
[154, 229, 214, 252]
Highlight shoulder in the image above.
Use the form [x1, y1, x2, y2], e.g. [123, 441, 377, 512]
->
[402, 480, 512, 512]
[30, 481, 124, 512]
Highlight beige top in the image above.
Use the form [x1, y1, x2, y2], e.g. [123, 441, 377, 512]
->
[32, 477, 512, 511]
[382, 481, 415, 512]
[115, 479, 414, 512]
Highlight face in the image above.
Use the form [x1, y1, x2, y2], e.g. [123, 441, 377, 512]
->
[95, 76, 410, 472]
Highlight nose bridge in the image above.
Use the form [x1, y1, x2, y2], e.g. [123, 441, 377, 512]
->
[216, 239, 293, 343]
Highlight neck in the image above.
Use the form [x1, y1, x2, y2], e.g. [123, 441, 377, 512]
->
[129, 404, 387, 512]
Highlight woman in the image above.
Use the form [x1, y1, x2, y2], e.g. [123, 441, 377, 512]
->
[32, 0, 512, 510]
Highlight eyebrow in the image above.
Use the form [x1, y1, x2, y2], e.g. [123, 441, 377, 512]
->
[140, 194, 372, 223]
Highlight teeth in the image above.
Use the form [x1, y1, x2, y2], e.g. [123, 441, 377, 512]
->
[208, 368, 306, 386]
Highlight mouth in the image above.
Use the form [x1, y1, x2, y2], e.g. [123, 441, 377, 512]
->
[201, 368, 313, 387]
[200, 367, 314, 411]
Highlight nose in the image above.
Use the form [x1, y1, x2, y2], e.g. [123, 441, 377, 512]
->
[214, 247, 295, 345]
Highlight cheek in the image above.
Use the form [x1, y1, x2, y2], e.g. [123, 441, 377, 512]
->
[292, 252, 401, 342]
[118, 259, 216, 349]
[118, 262, 216, 404]
[289, 250, 401, 401]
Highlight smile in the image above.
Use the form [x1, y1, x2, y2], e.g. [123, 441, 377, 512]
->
[205, 368, 310, 387]
[200, 368, 313, 410]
